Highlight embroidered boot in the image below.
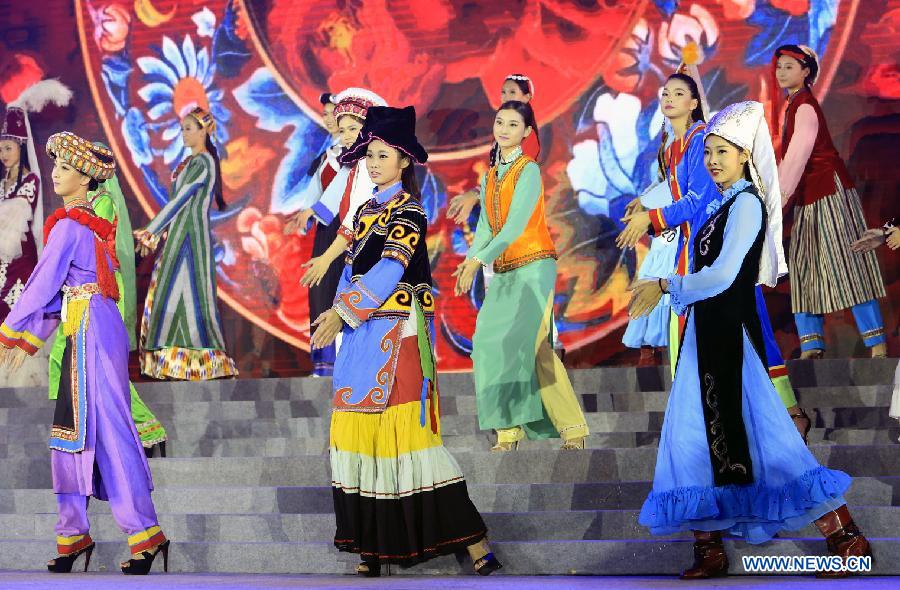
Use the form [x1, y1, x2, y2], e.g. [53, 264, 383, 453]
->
[814, 504, 872, 578]
[680, 530, 728, 579]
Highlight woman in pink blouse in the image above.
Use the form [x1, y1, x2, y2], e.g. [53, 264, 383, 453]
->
[772, 44, 886, 359]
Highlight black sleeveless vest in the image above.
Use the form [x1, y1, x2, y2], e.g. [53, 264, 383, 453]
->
[687, 183, 767, 487]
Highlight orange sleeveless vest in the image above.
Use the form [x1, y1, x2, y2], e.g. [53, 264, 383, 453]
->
[485, 155, 557, 273]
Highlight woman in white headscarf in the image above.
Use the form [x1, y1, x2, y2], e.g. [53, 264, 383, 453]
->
[629, 102, 870, 579]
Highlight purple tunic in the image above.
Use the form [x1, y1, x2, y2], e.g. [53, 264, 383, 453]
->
[0, 217, 153, 498]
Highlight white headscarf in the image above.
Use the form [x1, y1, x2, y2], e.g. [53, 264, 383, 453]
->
[704, 101, 788, 287]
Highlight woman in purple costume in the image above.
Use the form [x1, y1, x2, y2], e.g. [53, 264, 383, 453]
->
[0, 132, 168, 575]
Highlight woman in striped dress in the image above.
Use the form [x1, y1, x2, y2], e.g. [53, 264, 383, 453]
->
[134, 107, 237, 380]
[773, 44, 887, 359]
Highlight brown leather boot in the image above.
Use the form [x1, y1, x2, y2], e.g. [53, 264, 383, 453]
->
[814, 504, 872, 578]
[680, 531, 728, 579]
[638, 347, 655, 366]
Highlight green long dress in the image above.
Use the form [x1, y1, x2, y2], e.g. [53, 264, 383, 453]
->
[47, 175, 167, 448]
[468, 152, 588, 441]
[140, 152, 236, 380]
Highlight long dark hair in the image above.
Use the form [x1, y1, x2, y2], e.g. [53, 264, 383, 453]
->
[657, 73, 706, 176]
[401, 158, 420, 199]
[205, 135, 226, 210]
[85, 150, 115, 192]
[2, 141, 30, 196]
[489, 100, 538, 167]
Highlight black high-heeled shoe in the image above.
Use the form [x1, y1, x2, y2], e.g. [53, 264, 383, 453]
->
[47, 542, 95, 573]
[121, 539, 169, 575]
[790, 408, 812, 445]
[144, 441, 167, 458]
[356, 560, 381, 577]
[474, 552, 503, 576]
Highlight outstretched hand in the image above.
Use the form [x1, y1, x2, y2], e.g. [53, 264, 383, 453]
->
[0, 346, 27, 372]
[628, 279, 665, 319]
[284, 209, 314, 236]
[453, 258, 481, 296]
[616, 211, 652, 249]
[310, 309, 343, 350]
[624, 196, 644, 217]
[887, 226, 900, 250]
[299, 257, 331, 288]
[447, 190, 480, 225]
[850, 228, 886, 253]
[133, 229, 160, 257]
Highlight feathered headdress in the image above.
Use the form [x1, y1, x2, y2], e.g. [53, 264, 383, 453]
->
[675, 42, 710, 121]
[9, 79, 73, 113]
[2, 79, 73, 256]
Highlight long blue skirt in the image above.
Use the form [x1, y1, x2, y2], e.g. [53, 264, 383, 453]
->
[638, 313, 851, 544]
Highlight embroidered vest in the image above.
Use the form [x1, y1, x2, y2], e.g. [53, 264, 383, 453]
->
[484, 156, 556, 273]
[689, 185, 767, 486]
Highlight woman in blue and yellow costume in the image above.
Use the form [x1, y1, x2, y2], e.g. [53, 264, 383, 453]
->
[0, 132, 168, 575]
[310, 106, 502, 577]
[629, 102, 870, 579]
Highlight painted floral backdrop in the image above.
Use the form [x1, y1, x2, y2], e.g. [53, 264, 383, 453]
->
[2, 0, 898, 373]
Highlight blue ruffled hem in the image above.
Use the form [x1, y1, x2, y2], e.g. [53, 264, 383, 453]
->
[639, 466, 851, 544]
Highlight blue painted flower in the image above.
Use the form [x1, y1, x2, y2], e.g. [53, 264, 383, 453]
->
[744, 0, 839, 67]
[234, 67, 328, 215]
[566, 91, 663, 225]
[136, 35, 231, 166]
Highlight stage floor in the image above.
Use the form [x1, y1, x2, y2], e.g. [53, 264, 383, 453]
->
[0, 573, 892, 589]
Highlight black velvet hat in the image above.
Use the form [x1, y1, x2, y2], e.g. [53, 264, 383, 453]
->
[339, 105, 428, 166]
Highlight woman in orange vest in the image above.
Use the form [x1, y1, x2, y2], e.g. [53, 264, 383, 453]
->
[454, 101, 588, 451]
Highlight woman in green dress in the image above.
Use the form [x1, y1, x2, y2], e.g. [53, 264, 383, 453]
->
[454, 101, 589, 451]
[133, 107, 237, 380]
[48, 165, 168, 455]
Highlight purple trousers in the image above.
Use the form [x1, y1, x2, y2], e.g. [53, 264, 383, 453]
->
[50, 298, 161, 551]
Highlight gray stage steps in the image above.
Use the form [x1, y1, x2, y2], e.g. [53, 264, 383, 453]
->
[0, 358, 896, 575]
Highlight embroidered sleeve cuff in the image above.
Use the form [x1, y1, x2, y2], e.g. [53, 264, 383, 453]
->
[337, 225, 355, 242]
[333, 280, 383, 328]
[333, 301, 362, 330]
[649, 208, 667, 234]
[0, 323, 43, 355]
[666, 274, 688, 316]
[382, 248, 411, 268]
